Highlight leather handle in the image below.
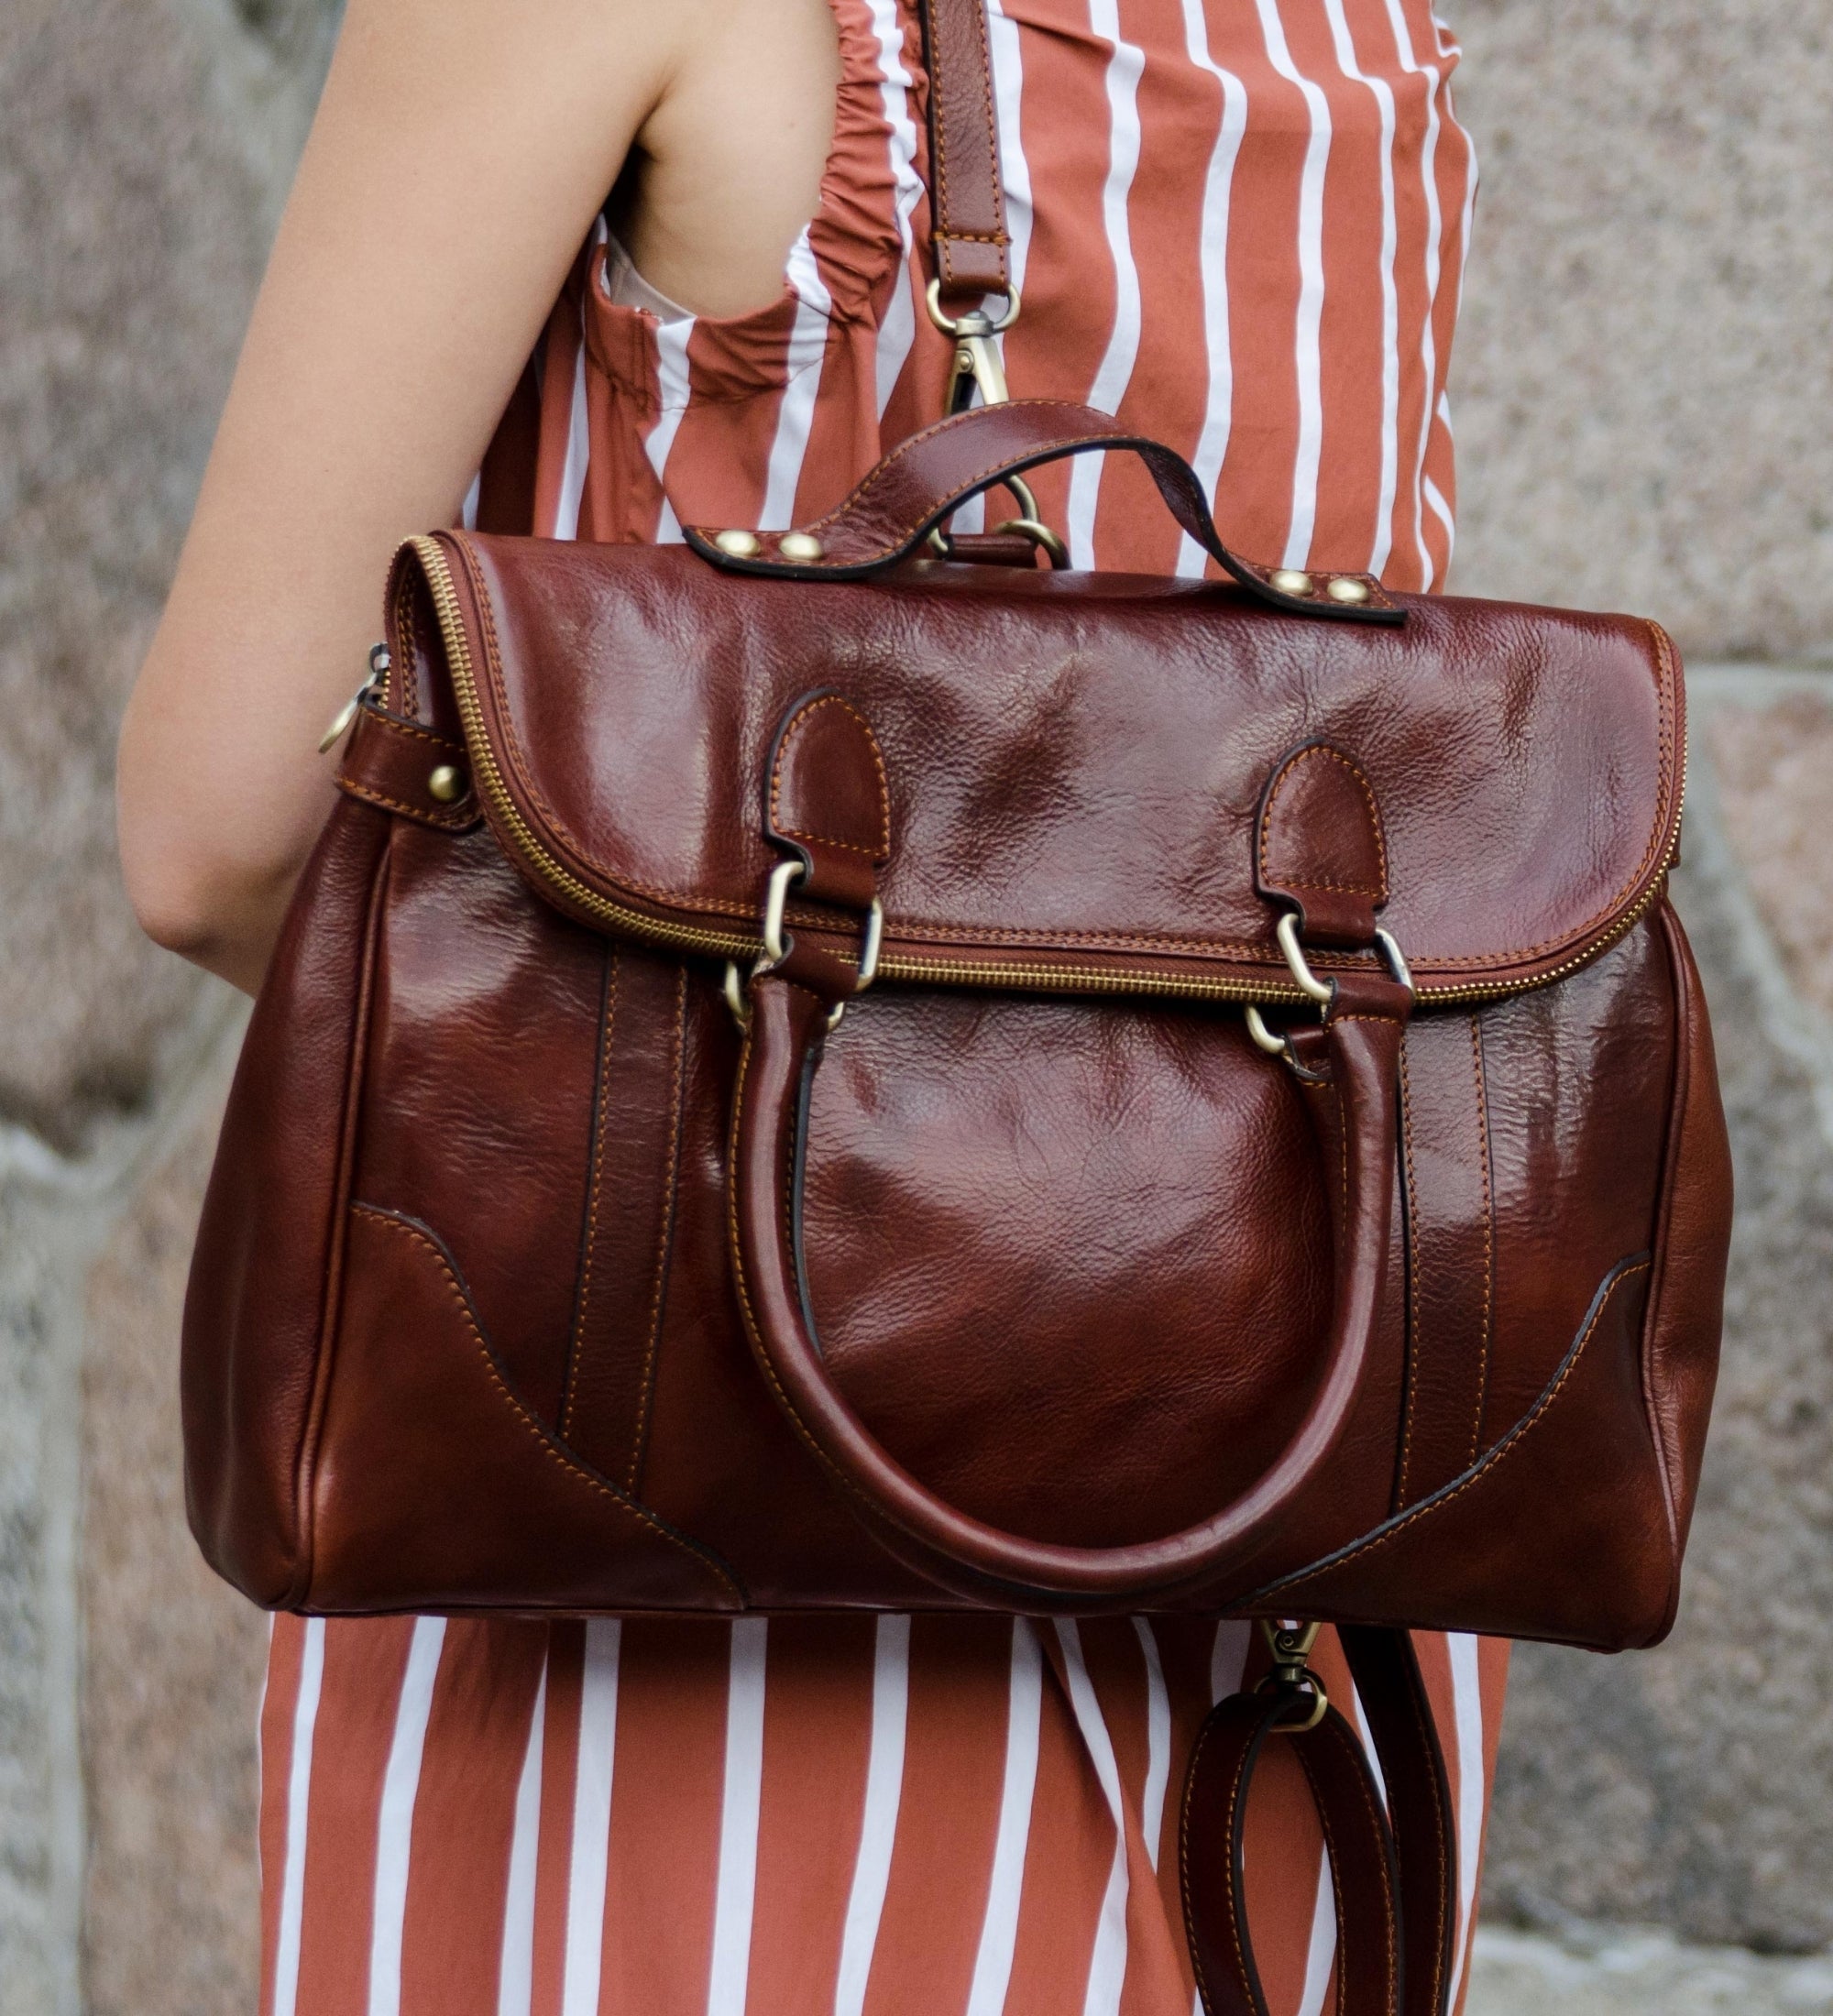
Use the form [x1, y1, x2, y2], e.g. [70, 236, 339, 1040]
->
[919, 0, 1011, 307]
[727, 968, 1414, 1608]
[686, 401, 1402, 625]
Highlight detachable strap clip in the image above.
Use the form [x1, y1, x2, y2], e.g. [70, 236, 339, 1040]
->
[1253, 1619, 1330, 1735]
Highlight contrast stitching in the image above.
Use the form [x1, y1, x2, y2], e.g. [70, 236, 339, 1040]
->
[1398, 1658, 1453, 2016]
[768, 694, 893, 860]
[391, 566, 420, 719]
[1395, 1036, 1422, 1508]
[1261, 1260, 1652, 1595]
[349, 1204, 744, 1601]
[1258, 745, 1389, 900]
[1298, 1729, 1399, 2007]
[360, 712, 463, 752]
[1467, 1013, 1495, 1466]
[335, 780, 475, 829]
[445, 536, 1674, 981]
[562, 949, 619, 1439]
[627, 964, 688, 1492]
[1178, 1719, 1261, 2015]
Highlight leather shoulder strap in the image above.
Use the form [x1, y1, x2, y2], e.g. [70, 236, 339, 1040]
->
[920, 0, 1012, 308]
[1182, 1627, 1459, 2016]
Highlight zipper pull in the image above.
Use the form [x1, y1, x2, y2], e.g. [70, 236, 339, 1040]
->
[318, 643, 391, 753]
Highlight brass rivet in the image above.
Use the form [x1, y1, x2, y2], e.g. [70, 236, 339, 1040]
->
[1269, 568, 1313, 597]
[714, 528, 761, 558]
[778, 531, 824, 563]
[428, 764, 464, 803]
[1326, 575, 1372, 605]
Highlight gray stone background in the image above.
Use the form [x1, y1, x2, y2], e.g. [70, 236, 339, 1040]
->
[0, 0, 1828, 2010]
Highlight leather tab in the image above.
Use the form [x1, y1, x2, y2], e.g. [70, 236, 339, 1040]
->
[335, 700, 479, 830]
[1257, 740, 1390, 946]
[766, 690, 891, 911]
[920, 0, 1011, 306]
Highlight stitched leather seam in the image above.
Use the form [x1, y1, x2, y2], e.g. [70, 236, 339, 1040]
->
[1396, 1036, 1422, 1509]
[288, 827, 392, 1608]
[450, 535, 1672, 978]
[1397, 1653, 1453, 2015]
[1258, 745, 1389, 902]
[628, 964, 688, 1492]
[768, 693, 893, 860]
[349, 1203, 744, 1602]
[1177, 1726, 1218, 2016]
[1298, 1731, 1398, 2010]
[391, 565, 420, 718]
[361, 712, 462, 753]
[1216, 1737, 1260, 2012]
[1467, 1013, 1495, 1466]
[562, 949, 619, 1440]
[1191, 1721, 1263, 2013]
[335, 779, 475, 830]
[928, 0, 1006, 289]
[1257, 1257, 1652, 1597]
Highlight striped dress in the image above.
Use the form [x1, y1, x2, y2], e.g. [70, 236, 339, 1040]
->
[259, 4, 1507, 2012]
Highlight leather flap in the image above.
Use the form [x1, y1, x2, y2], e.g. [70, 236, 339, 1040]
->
[391, 531, 1685, 1004]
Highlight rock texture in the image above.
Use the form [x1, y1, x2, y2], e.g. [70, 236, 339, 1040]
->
[0, 0, 328, 2007]
[0, 0, 332, 1148]
[1484, 671, 1833, 1953]
[81, 1055, 265, 2016]
[1468, 1925, 1833, 2016]
[1446, 0, 1833, 660]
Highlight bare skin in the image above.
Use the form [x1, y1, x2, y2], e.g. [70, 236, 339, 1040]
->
[117, 0, 841, 992]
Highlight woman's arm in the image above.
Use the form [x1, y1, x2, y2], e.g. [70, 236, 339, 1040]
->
[117, 0, 839, 993]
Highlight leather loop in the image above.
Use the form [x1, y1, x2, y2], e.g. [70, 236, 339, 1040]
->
[686, 401, 1402, 626]
[1182, 1687, 1403, 2016]
[919, 0, 1011, 307]
[335, 697, 479, 830]
[1257, 740, 1391, 947]
[726, 967, 1413, 1606]
[765, 690, 891, 911]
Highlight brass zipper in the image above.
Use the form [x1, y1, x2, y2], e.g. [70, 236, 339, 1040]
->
[412, 535, 1683, 1013]
[412, 538, 758, 963]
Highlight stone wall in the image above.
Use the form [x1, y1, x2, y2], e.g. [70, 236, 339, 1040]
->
[0, 2, 1828, 2011]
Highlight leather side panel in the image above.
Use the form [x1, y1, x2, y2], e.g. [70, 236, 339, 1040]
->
[1639, 901, 1732, 1636]
[561, 948, 690, 1491]
[181, 796, 390, 1605]
[1394, 1011, 1496, 1507]
[1476, 920, 1675, 1444]
[306, 1205, 741, 1613]
[351, 821, 605, 1428]
[1247, 1255, 1673, 1648]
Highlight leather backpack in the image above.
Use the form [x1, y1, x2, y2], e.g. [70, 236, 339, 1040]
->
[181, 5, 1733, 2009]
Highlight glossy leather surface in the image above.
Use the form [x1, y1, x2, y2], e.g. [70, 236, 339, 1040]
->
[181, 402, 1729, 1650]
[441, 531, 1682, 1003]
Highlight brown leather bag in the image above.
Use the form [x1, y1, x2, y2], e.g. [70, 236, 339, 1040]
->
[180, 7, 1731, 2011]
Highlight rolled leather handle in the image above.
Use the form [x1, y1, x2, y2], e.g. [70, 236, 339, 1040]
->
[686, 400, 1403, 625]
[727, 967, 1414, 1608]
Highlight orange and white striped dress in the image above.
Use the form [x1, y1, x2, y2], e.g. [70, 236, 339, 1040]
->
[258, 5, 1507, 2012]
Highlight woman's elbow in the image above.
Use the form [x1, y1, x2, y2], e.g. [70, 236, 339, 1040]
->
[115, 783, 293, 993]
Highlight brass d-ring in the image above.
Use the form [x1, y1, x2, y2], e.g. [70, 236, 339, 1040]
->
[992, 517, 1069, 568]
[924, 279, 1021, 335]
